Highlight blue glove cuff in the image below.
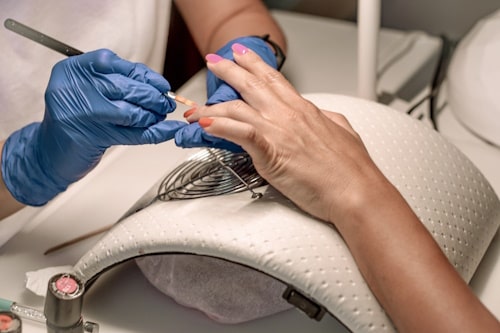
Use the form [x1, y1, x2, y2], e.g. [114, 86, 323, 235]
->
[2, 123, 68, 206]
[215, 35, 278, 66]
[251, 34, 286, 70]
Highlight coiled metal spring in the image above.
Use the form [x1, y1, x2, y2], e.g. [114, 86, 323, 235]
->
[157, 149, 266, 201]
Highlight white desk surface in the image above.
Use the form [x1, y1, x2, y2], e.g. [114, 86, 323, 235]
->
[1, 10, 498, 332]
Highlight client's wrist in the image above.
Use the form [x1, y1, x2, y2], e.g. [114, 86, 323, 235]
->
[327, 168, 402, 231]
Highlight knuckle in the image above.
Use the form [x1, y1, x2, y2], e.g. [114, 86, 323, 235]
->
[224, 99, 249, 118]
[331, 112, 350, 125]
[263, 69, 283, 85]
[243, 126, 259, 144]
[231, 100, 247, 113]
[244, 76, 267, 91]
[287, 99, 313, 121]
[336, 113, 349, 122]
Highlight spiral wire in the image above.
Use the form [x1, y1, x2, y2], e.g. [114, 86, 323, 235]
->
[157, 149, 266, 201]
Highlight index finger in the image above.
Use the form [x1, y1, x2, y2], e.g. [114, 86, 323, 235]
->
[83, 49, 172, 94]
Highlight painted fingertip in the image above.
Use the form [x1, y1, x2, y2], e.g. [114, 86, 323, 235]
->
[183, 108, 196, 118]
[231, 43, 249, 55]
[205, 54, 223, 64]
[199, 117, 214, 128]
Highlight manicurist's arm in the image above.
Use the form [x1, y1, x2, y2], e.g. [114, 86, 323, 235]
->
[175, 0, 286, 55]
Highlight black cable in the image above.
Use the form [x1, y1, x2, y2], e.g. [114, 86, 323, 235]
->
[406, 35, 457, 130]
[428, 35, 457, 130]
[405, 92, 432, 115]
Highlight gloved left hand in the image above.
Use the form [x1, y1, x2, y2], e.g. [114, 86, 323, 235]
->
[1, 49, 186, 206]
[174, 36, 278, 152]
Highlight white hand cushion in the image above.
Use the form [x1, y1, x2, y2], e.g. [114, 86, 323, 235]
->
[72, 94, 500, 332]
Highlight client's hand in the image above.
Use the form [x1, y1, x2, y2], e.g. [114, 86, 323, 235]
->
[1, 49, 186, 206]
[185, 43, 500, 333]
[175, 36, 278, 152]
[183, 44, 390, 223]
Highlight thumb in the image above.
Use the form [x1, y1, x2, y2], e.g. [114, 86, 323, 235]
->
[132, 120, 188, 145]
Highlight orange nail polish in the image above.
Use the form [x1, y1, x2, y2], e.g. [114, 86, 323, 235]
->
[199, 117, 213, 128]
[183, 108, 196, 118]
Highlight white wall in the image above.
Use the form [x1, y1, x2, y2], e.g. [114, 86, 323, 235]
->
[266, 0, 500, 40]
[381, 0, 500, 40]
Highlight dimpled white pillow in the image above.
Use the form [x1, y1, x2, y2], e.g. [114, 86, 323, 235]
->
[73, 94, 500, 332]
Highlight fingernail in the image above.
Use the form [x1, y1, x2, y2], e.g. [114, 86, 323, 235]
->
[199, 117, 214, 128]
[205, 54, 223, 64]
[183, 108, 196, 118]
[232, 43, 248, 55]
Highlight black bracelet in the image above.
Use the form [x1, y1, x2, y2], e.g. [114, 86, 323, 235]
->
[254, 34, 286, 70]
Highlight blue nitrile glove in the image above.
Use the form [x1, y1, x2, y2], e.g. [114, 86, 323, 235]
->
[175, 36, 278, 152]
[1, 49, 186, 206]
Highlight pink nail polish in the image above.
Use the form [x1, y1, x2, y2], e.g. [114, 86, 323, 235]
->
[232, 43, 248, 55]
[205, 54, 223, 64]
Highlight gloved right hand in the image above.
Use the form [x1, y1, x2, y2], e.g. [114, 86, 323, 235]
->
[1, 49, 186, 206]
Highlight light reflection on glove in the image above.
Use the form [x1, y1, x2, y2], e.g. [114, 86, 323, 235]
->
[1, 49, 186, 206]
[175, 36, 277, 152]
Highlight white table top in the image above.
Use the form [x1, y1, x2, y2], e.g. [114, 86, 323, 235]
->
[0, 10, 498, 332]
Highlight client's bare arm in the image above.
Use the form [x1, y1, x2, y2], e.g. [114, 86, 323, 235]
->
[183, 47, 500, 333]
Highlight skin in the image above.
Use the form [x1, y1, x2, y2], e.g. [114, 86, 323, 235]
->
[184, 46, 500, 333]
[0, 140, 24, 220]
[174, 0, 286, 55]
[0, 0, 286, 220]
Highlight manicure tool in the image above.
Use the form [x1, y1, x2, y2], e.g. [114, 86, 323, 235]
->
[3, 18, 196, 107]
